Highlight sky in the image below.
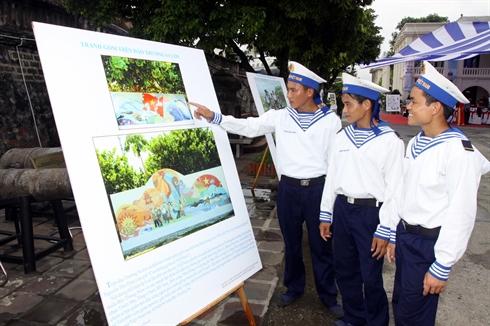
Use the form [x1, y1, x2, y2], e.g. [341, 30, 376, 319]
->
[356, 0, 490, 80]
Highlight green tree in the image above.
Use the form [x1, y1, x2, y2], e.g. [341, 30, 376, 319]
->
[96, 148, 146, 194]
[64, 0, 382, 84]
[102, 56, 185, 93]
[292, 7, 384, 88]
[145, 128, 220, 176]
[386, 14, 449, 57]
[123, 134, 149, 174]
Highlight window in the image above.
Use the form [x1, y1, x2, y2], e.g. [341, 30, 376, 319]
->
[464, 55, 480, 68]
[431, 61, 445, 68]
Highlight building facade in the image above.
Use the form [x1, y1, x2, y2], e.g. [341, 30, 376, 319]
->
[370, 18, 490, 108]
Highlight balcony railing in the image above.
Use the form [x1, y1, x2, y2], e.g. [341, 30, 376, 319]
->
[413, 67, 490, 77]
[413, 67, 444, 75]
[461, 68, 490, 77]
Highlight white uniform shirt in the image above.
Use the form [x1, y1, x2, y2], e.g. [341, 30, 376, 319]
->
[211, 106, 341, 178]
[319, 123, 404, 241]
[399, 128, 482, 280]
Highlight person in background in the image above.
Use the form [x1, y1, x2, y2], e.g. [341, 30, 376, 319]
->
[336, 91, 344, 117]
[481, 105, 489, 124]
[464, 97, 472, 124]
[191, 61, 344, 319]
[392, 61, 488, 326]
[271, 91, 276, 109]
[264, 90, 271, 110]
[455, 102, 465, 126]
[275, 91, 282, 109]
[319, 73, 404, 326]
[403, 96, 411, 118]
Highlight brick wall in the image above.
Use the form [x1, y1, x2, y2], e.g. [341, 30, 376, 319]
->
[0, 40, 55, 152]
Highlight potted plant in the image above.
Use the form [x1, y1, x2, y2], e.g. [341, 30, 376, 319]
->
[248, 150, 276, 175]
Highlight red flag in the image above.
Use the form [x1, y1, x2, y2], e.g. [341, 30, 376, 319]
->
[142, 94, 169, 118]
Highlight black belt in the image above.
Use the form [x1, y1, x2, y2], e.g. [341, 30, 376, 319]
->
[401, 219, 441, 237]
[338, 194, 382, 207]
[282, 175, 325, 186]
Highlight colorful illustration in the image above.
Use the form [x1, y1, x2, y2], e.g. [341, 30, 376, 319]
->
[93, 127, 234, 260]
[101, 55, 194, 128]
[111, 92, 192, 126]
[110, 166, 233, 259]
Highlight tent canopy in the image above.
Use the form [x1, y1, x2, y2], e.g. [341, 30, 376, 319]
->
[362, 21, 490, 69]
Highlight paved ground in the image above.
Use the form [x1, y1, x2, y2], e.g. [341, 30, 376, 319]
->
[0, 118, 489, 326]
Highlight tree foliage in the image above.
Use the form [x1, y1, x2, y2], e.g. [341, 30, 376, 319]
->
[96, 148, 146, 194]
[387, 13, 449, 57]
[123, 134, 148, 157]
[293, 7, 384, 87]
[124, 134, 149, 173]
[145, 128, 220, 176]
[96, 128, 221, 194]
[101, 56, 185, 93]
[64, 0, 383, 87]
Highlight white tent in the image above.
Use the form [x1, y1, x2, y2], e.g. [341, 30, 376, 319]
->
[362, 21, 490, 69]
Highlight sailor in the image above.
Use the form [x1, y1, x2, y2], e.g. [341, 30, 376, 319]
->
[319, 73, 404, 326]
[191, 61, 343, 318]
[392, 61, 488, 326]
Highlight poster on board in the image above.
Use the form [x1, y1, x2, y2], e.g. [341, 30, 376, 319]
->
[386, 94, 401, 113]
[32, 22, 262, 325]
[246, 72, 288, 171]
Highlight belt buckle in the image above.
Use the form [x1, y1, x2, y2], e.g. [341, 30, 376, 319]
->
[347, 197, 355, 204]
[300, 179, 310, 186]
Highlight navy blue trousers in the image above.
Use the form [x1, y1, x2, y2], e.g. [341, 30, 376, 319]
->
[333, 197, 389, 326]
[393, 221, 439, 326]
[276, 180, 338, 307]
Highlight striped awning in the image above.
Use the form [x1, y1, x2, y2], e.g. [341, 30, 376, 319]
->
[362, 22, 490, 69]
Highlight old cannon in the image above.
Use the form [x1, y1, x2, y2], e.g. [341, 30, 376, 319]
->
[0, 147, 74, 274]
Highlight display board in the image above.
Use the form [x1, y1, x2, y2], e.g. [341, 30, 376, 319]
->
[32, 22, 262, 325]
[386, 94, 401, 113]
[246, 72, 288, 172]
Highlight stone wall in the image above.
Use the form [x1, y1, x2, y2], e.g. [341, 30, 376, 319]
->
[209, 57, 257, 118]
[0, 42, 56, 152]
[0, 0, 127, 156]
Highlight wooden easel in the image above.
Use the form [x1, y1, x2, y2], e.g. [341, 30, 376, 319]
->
[179, 282, 256, 325]
[251, 146, 269, 197]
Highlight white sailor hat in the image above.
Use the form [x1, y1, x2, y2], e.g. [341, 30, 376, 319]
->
[414, 61, 469, 107]
[341, 73, 390, 100]
[288, 61, 326, 89]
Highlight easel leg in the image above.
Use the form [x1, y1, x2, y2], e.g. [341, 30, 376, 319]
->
[237, 285, 256, 326]
[179, 282, 256, 326]
[251, 146, 269, 197]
